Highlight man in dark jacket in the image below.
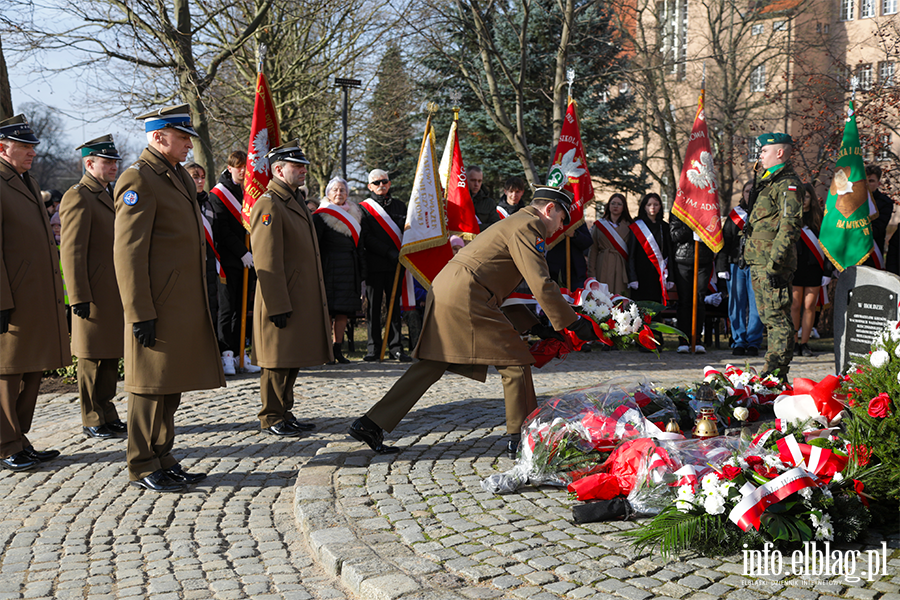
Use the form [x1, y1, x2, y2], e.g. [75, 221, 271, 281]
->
[497, 176, 526, 218]
[468, 166, 500, 230]
[867, 164, 899, 274]
[360, 169, 411, 362]
[670, 212, 715, 353]
[546, 222, 592, 290]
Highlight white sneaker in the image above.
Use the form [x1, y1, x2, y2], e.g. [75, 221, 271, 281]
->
[222, 351, 236, 376]
[241, 353, 261, 373]
[695, 345, 706, 354]
[810, 327, 820, 339]
[677, 345, 690, 354]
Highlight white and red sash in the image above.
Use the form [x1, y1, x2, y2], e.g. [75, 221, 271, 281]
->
[595, 219, 629, 260]
[729, 206, 748, 230]
[314, 203, 361, 246]
[871, 239, 884, 269]
[361, 199, 402, 250]
[629, 220, 669, 304]
[800, 227, 829, 305]
[210, 183, 243, 224]
[401, 270, 416, 310]
[728, 467, 819, 532]
[201, 214, 226, 283]
[497, 206, 509, 220]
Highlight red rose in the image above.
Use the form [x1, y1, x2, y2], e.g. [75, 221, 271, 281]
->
[745, 455, 764, 467]
[867, 393, 892, 418]
[748, 407, 760, 422]
[850, 444, 871, 466]
[719, 465, 742, 480]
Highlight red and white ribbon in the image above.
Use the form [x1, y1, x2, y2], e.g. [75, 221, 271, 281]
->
[871, 239, 884, 269]
[776, 435, 848, 479]
[201, 214, 226, 283]
[729, 206, 748, 230]
[629, 220, 669, 304]
[314, 202, 362, 246]
[497, 206, 509, 220]
[728, 467, 819, 531]
[210, 183, 243, 225]
[401, 270, 416, 311]
[595, 219, 629, 260]
[361, 199, 402, 250]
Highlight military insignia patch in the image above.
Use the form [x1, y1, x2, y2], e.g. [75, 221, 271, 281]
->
[122, 191, 139, 206]
[262, 214, 272, 226]
[535, 237, 545, 253]
[787, 184, 797, 192]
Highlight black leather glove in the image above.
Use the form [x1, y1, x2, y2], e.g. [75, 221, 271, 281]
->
[72, 302, 90, 319]
[530, 323, 564, 342]
[133, 319, 156, 348]
[568, 316, 599, 342]
[767, 273, 791, 289]
[270, 311, 292, 329]
[0, 309, 9, 334]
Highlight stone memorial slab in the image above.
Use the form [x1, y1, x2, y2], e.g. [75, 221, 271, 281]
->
[833, 265, 900, 373]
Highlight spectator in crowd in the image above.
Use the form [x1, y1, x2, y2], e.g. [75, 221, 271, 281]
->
[627, 193, 673, 304]
[588, 193, 633, 296]
[360, 169, 411, 362]
[42, 189, 62, 217]
[547, 222, 592, 290]
[496, 176, 526, 219]
[0, 114, 68, 472]
[467, 165, 500, 230]
[867, 164, 899, 274]
[791, 183, 831, 357]
[450, 235, 465, 254]
[211, 150, 253, 375]
[670, 211, 715, 354]
[717, 181, 762, 357]
[313, 177, 365, 365]
[186, 162, 225, 335]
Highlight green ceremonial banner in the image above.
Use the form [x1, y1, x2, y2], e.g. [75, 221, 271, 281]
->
[820, 100, 877, 271]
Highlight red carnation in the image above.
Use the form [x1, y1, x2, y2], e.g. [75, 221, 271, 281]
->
[867, 393, 892, 418]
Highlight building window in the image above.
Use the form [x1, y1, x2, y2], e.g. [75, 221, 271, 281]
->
[840, 0, 854, 20]
[824, 23, 830, 33]
[660, 0, 688, 80]
[861, 0, 876, 17]
[858, 64, 873, 90]
[773, 20, 787, 31]
[748, 138, 760, 162]
[750, 65, 766, 92]
[752, 23, 765, 35]
[877, 134, 892, 161]
[880, 61, 895, 86]
[885, 0, 898, 14]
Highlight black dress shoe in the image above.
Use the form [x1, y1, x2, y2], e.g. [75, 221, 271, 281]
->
[107, 420, 128, 435]
[84, 424, 115, 439]
[363, 354, 378, 362]
[1, 451, 38, 472]
[800, 343, 814, 357]
[349, 419, 400, 454]
[164, 464, 207, 484]
[264, 420, 304, 437]
[506, 439, 519, 460]
[288, 417, 315, 431]
[391, 351, 413, 363]
[746, 346, 759, 356]
[732, 346, 746, 356]
[23, 446, 60, 462]
[130, 469, 186, 493]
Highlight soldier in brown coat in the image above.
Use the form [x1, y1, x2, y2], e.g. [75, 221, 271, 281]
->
[350, 187, 598, 458]
[0, 114, 68, 472]
[60, 134, 127, 440]
[250, 141, 332, 437]
[114, 105, 225, 492]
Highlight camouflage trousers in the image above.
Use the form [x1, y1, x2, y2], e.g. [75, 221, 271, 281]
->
[750, 266, 795, 379]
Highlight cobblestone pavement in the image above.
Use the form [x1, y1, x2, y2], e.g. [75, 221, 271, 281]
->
[2, 348, 898, 600]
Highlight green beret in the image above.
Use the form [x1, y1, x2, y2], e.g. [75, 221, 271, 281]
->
[756, 132, 793, 147]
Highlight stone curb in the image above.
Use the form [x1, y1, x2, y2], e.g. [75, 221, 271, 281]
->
[295, 443, 469, 600]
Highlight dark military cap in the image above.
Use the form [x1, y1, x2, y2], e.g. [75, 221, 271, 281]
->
[76, 134, 122, 160]
[266, 139, 310, 165]
[136, 103, 198, 137]
[757, 132, 793, 147]
[0, 114, 40, 145]
[532, 185, 573, 225]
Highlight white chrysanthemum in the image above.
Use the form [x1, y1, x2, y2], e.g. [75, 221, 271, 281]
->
[718, 481, 736, 496]
[897, 370, 900, 385]
[676, 499, 693, 513]
[723, 457, 739, 467]
[894, 344, 900, 359]
[581, 298, 598, 313]
[891, 325, 900, 342]
[832, 471, 844, 482]
[628, 303, 640, 319]
[799, 487, 813, 500]
[871, 349, 890, 369]
[704, 493, 726, 515]
[763, 454, 785, 469]
[676, 485, 695, 501]
[732, 372, 752, 386]
[701, 473, 719, 492]
[596, 305, 611, 320]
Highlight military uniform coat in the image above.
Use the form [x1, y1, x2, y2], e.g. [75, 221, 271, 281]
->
[250, 178, 333, 369]
[414, 206, 577, 378]
[744, 164, 803, 276]
[0, 158, 69, 374]
[113, 147, 225, 394]
[60, 172, 124, 359]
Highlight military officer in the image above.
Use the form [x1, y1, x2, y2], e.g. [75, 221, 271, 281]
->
[114, 104, 225, 492]
[349, 187, 598, 458]
[249, 141, 332, 436]
[0, 114, 68, 471]
[60, 134, 127, 440]
[743, 132, 804, 380]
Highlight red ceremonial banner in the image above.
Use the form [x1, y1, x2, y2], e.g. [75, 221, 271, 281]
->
[445, 120, 479, 239]
[546, 99, 594, 249]
[242, 72, 281, 231]
[672, 89, 723, 253]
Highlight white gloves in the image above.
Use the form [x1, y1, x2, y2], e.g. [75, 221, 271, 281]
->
[241, 252, 254, 269]
[705, 292, 723, 307]
[628, 281, 639, 290]
[665, 281, 675, 291]
[821, 276, 832, 287]
[718, 271, 730, 281]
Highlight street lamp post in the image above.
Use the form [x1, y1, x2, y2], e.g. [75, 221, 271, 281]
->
[334, 77, 362, 181]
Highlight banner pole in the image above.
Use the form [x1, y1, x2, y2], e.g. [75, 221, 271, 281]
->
[691, 239, 699, 354]
[380, 263, 402, 361]
[238, 232, 250, 370]
[566, 236, 572, 290]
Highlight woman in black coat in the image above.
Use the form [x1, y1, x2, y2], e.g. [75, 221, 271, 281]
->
[627, 193, 674, 304]
[313, 177, 366, 363]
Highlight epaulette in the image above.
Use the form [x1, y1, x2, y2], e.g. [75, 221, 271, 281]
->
[72, 183, 82, 191]
[128, 162, 143, 172]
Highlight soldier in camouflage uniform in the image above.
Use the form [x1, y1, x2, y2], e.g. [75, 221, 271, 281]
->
[742, 133, 803, 380]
